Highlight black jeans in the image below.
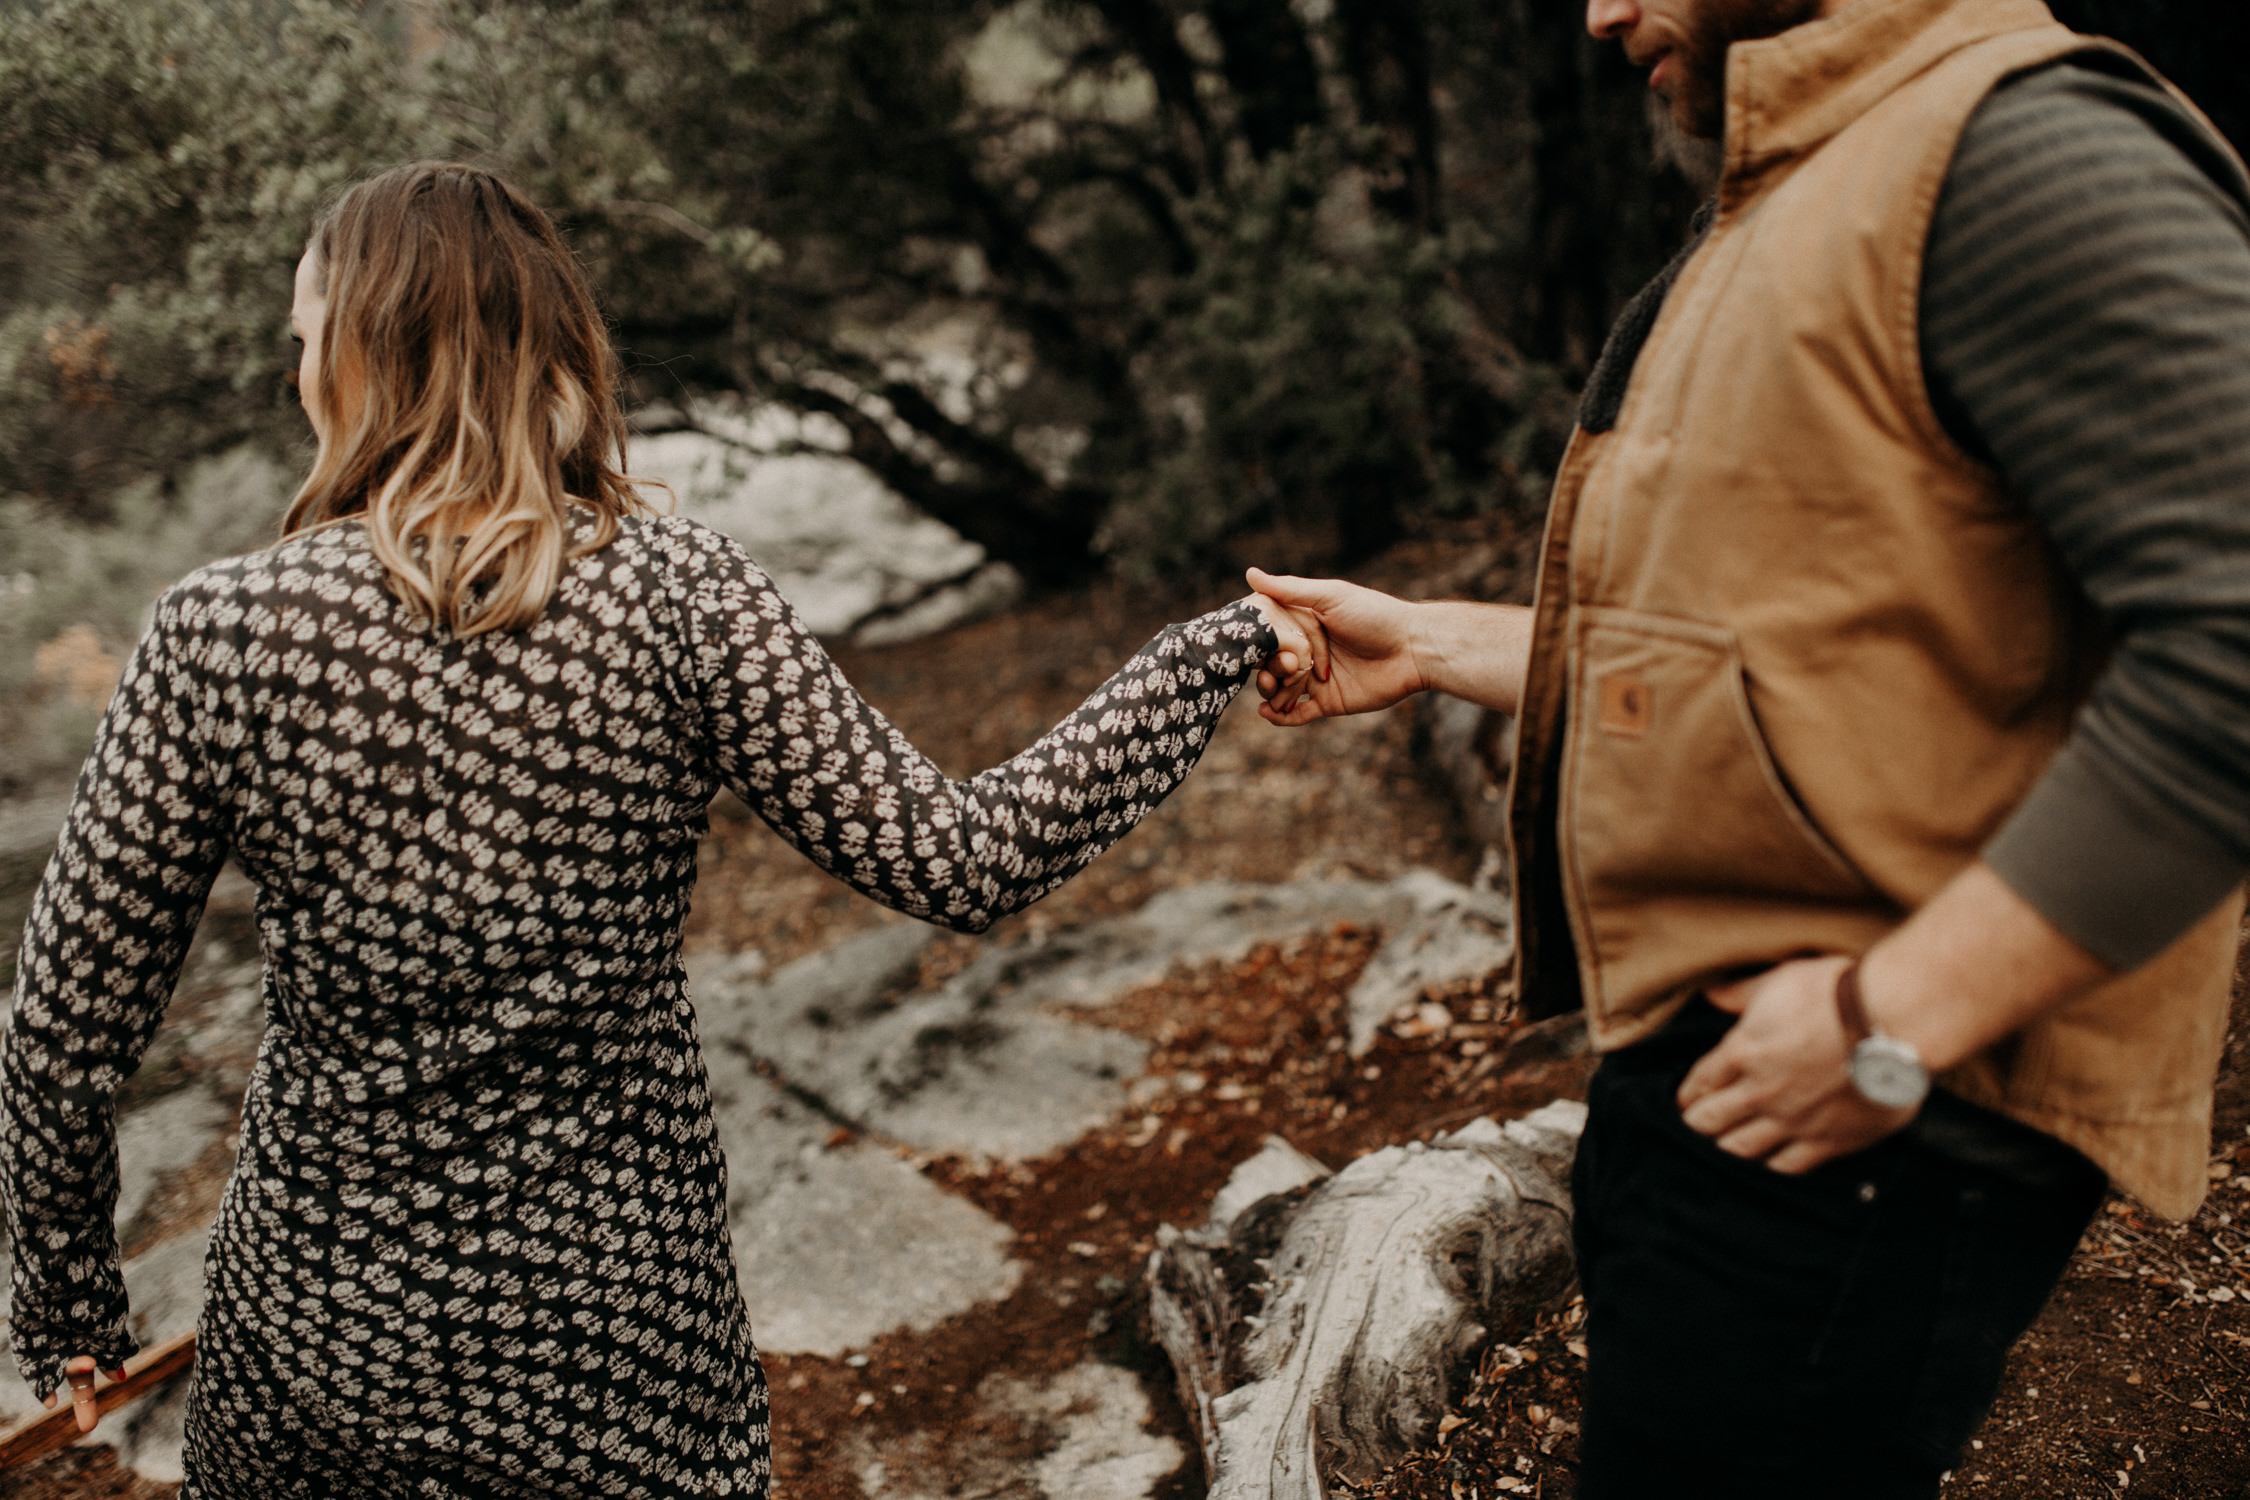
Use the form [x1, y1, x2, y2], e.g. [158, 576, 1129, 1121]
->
[1572, 1001, 2106, 1500]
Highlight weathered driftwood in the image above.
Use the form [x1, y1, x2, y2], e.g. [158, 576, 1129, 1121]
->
[1147, 1100, 1584, 1500]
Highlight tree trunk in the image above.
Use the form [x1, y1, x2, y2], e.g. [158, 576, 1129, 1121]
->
[1085, 0, 1227, 193]
[1202, 0, 1326, 160]
[1147, 1101, 1585, 1499]
[1332, 0, 1444, 232]
[1515, 1, 1705, 375]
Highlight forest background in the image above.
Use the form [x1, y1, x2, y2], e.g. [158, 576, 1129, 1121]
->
[0, 0, 2245, 806]
[3, 2, 2250, 1495]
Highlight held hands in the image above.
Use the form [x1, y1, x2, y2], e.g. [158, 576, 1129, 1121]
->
[1244, 592, 1328, 713]
[42, 1354, 127, 1435]
[1245, 568, 1429, 726]
[1676, 955, 1918, 1175]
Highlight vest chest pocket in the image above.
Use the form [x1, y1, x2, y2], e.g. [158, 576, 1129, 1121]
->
[1563, 610, 1876, 943]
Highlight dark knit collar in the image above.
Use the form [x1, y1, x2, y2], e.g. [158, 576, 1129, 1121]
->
[1576, 199, 1716, 436]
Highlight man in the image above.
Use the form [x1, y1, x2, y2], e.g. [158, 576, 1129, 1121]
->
[1251, 0, 2250, 1493]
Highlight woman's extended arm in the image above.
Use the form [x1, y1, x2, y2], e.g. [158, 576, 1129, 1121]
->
[669, 525, 1291, 933]
[2, 589, 228, 1417]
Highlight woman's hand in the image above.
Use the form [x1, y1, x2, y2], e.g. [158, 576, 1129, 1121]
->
[1248, 569, 1433, 725]
[1246, 592, 1328, 714]
[42, 1354, 128, 1435]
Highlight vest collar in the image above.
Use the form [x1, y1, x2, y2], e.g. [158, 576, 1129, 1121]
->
[1720, 0, 2059, 207]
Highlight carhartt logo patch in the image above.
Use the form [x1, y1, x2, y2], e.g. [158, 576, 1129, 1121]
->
[1598, 672, 1652, 737]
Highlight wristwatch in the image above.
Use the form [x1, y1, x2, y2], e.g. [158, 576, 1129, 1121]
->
[1835, 960, 1930, 1111]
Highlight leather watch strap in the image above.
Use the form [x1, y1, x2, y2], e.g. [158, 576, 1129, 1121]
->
[1835, 959, 1873, 1045]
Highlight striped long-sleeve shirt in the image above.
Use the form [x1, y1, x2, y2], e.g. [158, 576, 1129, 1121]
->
[1934, 62, 2250, 970]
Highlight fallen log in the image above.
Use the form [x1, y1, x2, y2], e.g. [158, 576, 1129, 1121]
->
[0, 1330, 196, 1470]
[1147, 1102, 1583, 1500]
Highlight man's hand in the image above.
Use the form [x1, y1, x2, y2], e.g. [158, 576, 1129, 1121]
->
[1675, 863, 2120, 1175]
[1246, 569, 1433, 725]
[1676, 956, 1917, 1175]
[1247, 569, 1534, 724]
[42, 1354, 128, 1435]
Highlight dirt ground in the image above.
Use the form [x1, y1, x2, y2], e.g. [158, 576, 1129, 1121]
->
[10, 511, 2250, 1497]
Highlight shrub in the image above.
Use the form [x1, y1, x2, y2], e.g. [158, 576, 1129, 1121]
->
[0, 0, 419, 511]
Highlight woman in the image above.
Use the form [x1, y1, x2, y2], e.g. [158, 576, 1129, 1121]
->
[1, 163, 1315, 1498]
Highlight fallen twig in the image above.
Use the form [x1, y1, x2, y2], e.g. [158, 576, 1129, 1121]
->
[0, 1330, 195, 1469]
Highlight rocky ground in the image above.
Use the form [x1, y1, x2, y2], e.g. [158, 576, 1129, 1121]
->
[6, 510, 2250, 1498]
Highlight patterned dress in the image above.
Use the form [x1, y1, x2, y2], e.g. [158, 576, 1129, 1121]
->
[1, 513, 1274, 1498]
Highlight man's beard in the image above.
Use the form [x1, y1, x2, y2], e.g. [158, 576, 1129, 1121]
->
[1670, 0, 1829, 139]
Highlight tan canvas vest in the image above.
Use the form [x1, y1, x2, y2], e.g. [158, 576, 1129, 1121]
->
[1505, 0, 2247, 1219]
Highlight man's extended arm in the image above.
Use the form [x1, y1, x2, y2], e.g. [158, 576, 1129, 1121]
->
[1245, 568, 1534, 724]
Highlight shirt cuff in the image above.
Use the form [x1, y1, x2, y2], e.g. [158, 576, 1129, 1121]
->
[1202, 597, 1280, 670]
[1983, 742, 2246, 972]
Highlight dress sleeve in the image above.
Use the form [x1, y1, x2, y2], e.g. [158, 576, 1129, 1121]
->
[668, 527, 1276, 933]
[3, 588, 228, 1394]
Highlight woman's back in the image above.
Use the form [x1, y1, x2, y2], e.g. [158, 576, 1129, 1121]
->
[191, 513, 715, 1105]
[25, 511, 765, 1496]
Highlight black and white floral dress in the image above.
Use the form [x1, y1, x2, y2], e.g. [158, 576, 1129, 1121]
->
[1, 513, 1274, 1498]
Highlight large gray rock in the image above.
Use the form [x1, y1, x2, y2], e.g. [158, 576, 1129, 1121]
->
[1340, 872, 1514, 1056]
[114, 1087, 231, 1234]
[696, 923, 1152, 1163]
[689, 873, 1515, 1166]
[629, 406, 1022, 643]
[1414, 694, 1514, 859]
[678, 870, 1518, 1377]
[701, 1039, 1022, 1358]
[102, 1228, 213, 1483]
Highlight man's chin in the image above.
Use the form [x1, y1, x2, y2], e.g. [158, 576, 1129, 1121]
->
[1658, 86, 1724, 143]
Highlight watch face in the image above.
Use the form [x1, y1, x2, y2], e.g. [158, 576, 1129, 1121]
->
[1850, 1037, 1930, 1110]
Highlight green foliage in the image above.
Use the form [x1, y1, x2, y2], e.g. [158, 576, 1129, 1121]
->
[0, 0, 420, 510]
[1110, 135, 1541, 575]
[0, 0, 1698, 813]
[0, 0, 1676, 584]
[417, 0, 787, 338]
[0, 446, 293, 798]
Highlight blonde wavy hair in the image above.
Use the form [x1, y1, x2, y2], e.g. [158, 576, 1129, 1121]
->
[282, 162, 653, 636]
